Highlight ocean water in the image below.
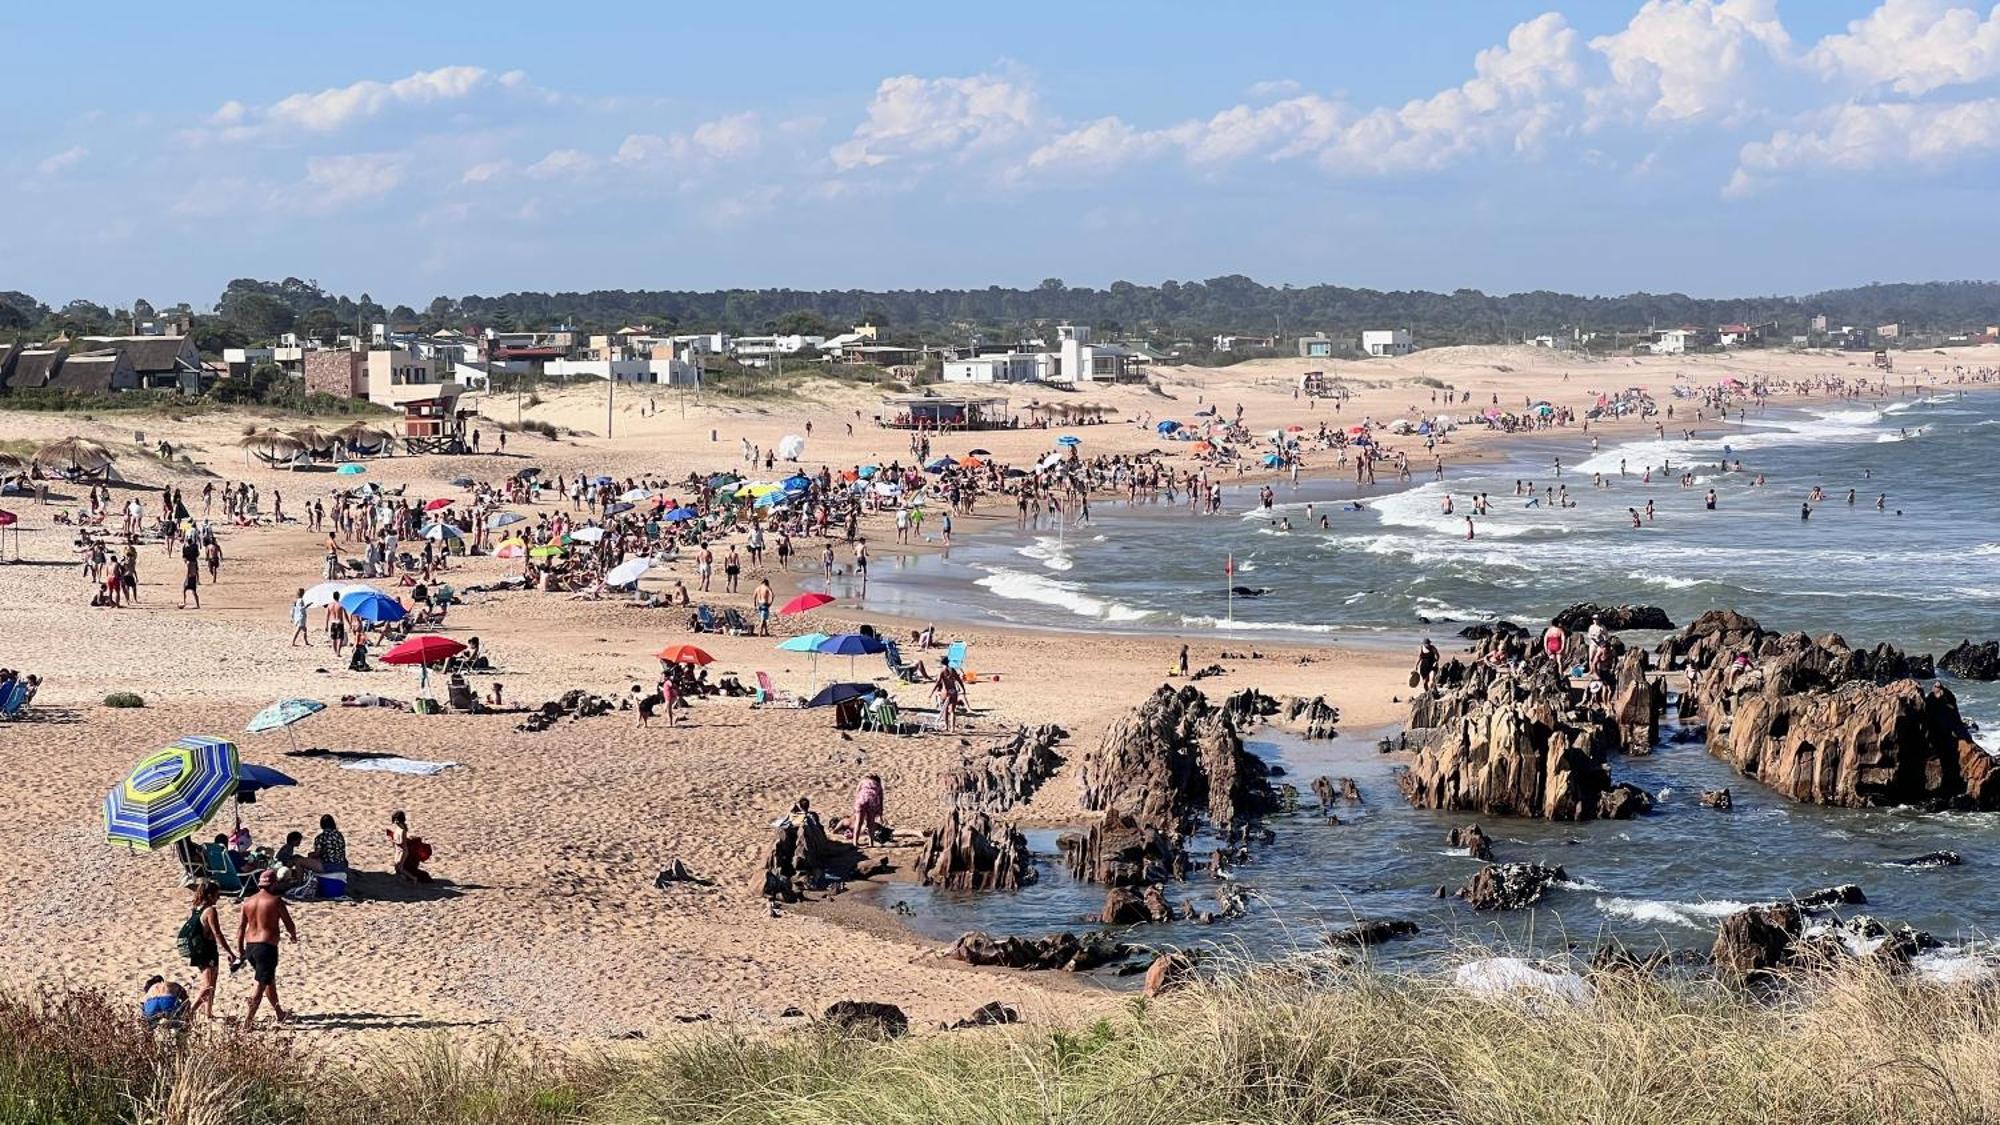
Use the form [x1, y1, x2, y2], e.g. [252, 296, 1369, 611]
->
[855, 390, 2000, 973]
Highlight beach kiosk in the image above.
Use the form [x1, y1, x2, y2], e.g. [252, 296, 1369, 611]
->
[400, 393, 470, 454]
[881, 391, 1012, 432]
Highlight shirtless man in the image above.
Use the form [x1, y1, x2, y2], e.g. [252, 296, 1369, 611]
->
[238, 870, 298, 1026]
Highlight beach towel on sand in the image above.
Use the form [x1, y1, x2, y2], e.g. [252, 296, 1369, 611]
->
[338, 757, 460, 776]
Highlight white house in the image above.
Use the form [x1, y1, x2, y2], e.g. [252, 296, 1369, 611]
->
[542, 357, 703, 386]
[1213, 334, 1276, 352]
[730, 334, 822, 363]
[1360, 329, 1412, 357]
[942, 353, 1046, 384]
[1296, 333, 1336, 359]
[1053, 324, 1139, 385]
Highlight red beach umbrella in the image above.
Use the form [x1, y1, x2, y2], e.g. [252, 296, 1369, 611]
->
[656, 643, 715, 666]
[779, 592, 836, 616]
[424, 497, 454, 511]
[382, 636, 466, 666]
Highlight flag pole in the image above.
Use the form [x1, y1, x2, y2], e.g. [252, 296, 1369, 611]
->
[1225, 551, 1234, 624]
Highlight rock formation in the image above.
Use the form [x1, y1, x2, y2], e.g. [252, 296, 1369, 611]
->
[1280, 695, 1341, 739]
[1552, 603, 1675, 632]
[756, 810, 858, 902]
[1887, 850, 1961, 868]
[1669, 613, 1992, 809]
[1609, 648, 1667, 753]
[943, 724, 1067, 812]
[1143, 952, 1198, 996]
[1101, 883, 1176, 925]
[1078, 684, 1275, 836]
[1712, 903, 1802, 983]
[821, 1001, 910, 1037]
[1324, 919, 1420, 946]
[948, 930, 1129, 972]
[1446, 823, 1494, 860]
[1698, 788, 1733, 810]
[1456, 862, 1567, 910]
[1057, 810, 1187, 887]
[1940, 640, 2000, 681]
[914, 809, 1034, 891]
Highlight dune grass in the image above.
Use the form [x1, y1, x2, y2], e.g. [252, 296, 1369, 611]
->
[7, 960, 2000, 1123]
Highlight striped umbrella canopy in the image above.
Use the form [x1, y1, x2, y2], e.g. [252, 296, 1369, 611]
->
[104, 736, 240, 850]
[246, 697, 324, 755]
[486, 511, 526, 529]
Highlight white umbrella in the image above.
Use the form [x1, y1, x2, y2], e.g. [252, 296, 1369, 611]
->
[302, 581, 360, 607]
[486, 511, 526, 529]
[606, 558, 650, 587]
[619, 487, 652, 503]
[569, 526, 606, 543]
[777, 434, 806, 460]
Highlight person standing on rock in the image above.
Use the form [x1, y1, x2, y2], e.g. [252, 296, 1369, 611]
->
[1416, 639, 1440, 690]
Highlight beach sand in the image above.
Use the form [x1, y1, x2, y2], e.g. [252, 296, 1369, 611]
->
[0, 343, 1979, 1052]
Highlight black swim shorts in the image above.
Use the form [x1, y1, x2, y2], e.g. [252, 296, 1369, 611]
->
[243, 941, 279, 985]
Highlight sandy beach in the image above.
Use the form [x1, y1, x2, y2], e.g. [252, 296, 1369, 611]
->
[1, 343, 1985, 1053]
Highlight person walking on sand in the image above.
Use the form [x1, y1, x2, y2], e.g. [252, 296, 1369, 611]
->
[290, 589, 310, 646]
[753, 577, 774, 635]
[179, 538, 201, 608]
[238, 870, 297, 1027]
[181, 880, 236, 1020]
[935, 657, 966, 732]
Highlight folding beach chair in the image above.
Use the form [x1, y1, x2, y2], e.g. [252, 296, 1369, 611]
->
[754, 671, 797, 707]
[202, 843, 246, 896]
[0, 681, 26, 719]
[881, 640, 924, 683]
[694, 605, 719, 633]
[862, 697, 902, 734]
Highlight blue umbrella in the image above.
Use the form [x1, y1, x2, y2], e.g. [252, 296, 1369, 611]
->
[336, 464, 366, 475]
[591, 474, 615, 486]
[235, 763, 298, 796]
[1156, 420, 1182, 434]
[1056, 435, 1081, 447]
[755, 493, 788, 508]
[777, 633, 830, 652]
[782, 474, 811, 492]
[1262, 453, 1283, 468]
[817, 633, 887, 656]
[664, 507, 698, 522]
[340, 590, 406, 623]
[104, 736, 240, 850]
[856, 465, 879, 479]
[486, 511, 525, 529]
[604, 502, 634, 516]
[803, 682, 877, 709]
[924, 456, 953, 472]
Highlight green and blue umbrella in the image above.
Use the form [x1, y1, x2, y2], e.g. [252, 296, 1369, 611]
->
[336, 463, 366, 475]
[246, 697, 325, 754]
[104, 736, 241, 850]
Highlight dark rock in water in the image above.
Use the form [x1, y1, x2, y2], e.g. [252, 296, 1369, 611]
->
[1059, 810, 1186, 887]
[1324, 919, 1420, 947]
[1281, 695, 1341, 739]
[1888, 850, 1963, 868]
[1940, 640, 2000, 681]
[914, 809, 1036, 892]
[1794, 884, 1867, 910]
[1553, 603, 1674, 632]
[1597, 782, 1654, 820]
[949, 1002, 1020, 1029]
[1230, 585, 1270, 598]
[1143, 952, 1199, 997]
[948, 931, 1129, 972]
[821, 1001, 909, 1038]
[1697, 788, 1733, 810]
[1447, 823, 1494, 861]
[1713, 904, 1804, 983]
[1456, 862, 1567, 911]
[1078, 684, 1276, 838]
[1220, 688, 1280, 726]
[1459, 621, 1527, 641]
[1309, 775, 1363, 812]
[1610, 648, 1667, 754]
[1100, 883, 1175, 925]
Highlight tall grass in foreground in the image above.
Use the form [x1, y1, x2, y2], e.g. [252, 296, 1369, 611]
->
[8, 961, 2000, 1124]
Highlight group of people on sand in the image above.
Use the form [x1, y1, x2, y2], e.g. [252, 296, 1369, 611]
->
[146, 810, 434, 1029]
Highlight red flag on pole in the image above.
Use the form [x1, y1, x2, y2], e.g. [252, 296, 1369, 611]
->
[1225, 552, 1234, 577]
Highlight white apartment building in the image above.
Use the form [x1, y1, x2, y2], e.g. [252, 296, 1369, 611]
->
[541, 357, 703, 386]
[1360, 329, 1413, 357]
[941, 352, 1047, 384]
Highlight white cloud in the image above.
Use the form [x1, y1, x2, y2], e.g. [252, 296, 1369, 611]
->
[1809, 0, 2000, 96]
[1025, 116, 1174, 175]
[1246, 79, 1304, 99]
[525, 148, 594, 179]
[831, 72, 1038, 170]
[293, 153, 405, 210]
[204, 66, 501, 140]
[1589, 0, 1793, 123]
[36, 146, 87, 174]
[691, 112, 762, 159]
[1729, 97, 2000, 194]
[462, 160, 508, 184]
[613, 112, 768, 173]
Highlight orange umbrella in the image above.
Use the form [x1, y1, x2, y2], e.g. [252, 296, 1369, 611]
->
[1191, 441, 1214, 454]
[959, 455, 983, 468]
[656, 643, 715, 665]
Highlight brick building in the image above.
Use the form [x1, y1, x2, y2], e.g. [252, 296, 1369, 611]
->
[303, 350, 365, 398]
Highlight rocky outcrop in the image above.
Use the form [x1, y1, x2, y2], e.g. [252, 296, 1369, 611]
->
[1887, 850, 1962, 868]
[1324, 919, 1420, 946]
[1712, 903, 1803, 983]
[914, 809, 1034, 891]
[756, 811, 858, 902]
[1456, 862, 1567, 911]
[1101, 883, 1176, 925]
[1220, 688, 1280, 727]
[1310, 775, 1361, 812]
[1397, 661, 1628, 821]
[1447, 824, 1494, 861]
[1058, 810, 1186, 887]
[1672, 616, 1991, 809]
[1143, 952, 1198, 996]
[943, 724, 1067, 812]
[1597, 782, 1654, 820]
[1610, 648, 1667, 753]
[1078, 685, 1274, 836]
[821, 1001, 909, 1038]
[1794, 884, 1866, 909]
[1940, 640, 2000, 681]
[949, 1002, 1020, 1029]
[1553, 603, 1674, 632]
[1279, 695, 1341, 739]
[1698, 788, 1733, 810]
[948, 930, 1129, 972]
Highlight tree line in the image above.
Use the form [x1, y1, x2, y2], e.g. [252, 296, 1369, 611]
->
[6, 276, 1999, 355]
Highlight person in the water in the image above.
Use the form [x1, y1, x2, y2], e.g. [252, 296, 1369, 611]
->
[1800, 502, 1812, 521]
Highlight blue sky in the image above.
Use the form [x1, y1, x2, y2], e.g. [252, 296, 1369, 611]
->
[5, 1, 1995, 309]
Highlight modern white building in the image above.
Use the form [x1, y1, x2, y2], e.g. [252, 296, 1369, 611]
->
[1052, 324, 1139, 385]
[542, 357, 703, 386]
[1212, 334, 1276, 352]
[1360, 329, 1413, 357]
[366, 348, 452, 407]
[730, 334, 822, 364]
[942, 352, 1047, 384]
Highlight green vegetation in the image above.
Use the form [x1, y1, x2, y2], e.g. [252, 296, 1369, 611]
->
[8, 961, 2000, 1123]
[101, 693, 144, 708]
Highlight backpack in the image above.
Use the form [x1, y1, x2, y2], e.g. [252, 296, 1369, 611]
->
[176, 907, 214, 964]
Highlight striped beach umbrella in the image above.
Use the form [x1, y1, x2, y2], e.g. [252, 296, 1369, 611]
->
[104, 736, 241, 850]
[246, 697, 325, 755]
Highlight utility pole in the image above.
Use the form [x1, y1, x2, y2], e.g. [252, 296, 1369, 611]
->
[606, 369, 614, 439]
